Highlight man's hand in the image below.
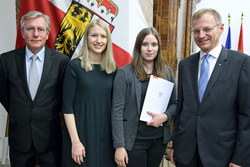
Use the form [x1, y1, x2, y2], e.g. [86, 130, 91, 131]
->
[170, 149, 176, 166]
[229, 162, 242, 167]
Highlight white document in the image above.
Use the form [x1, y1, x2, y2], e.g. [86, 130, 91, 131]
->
[140, 75, 174, 122]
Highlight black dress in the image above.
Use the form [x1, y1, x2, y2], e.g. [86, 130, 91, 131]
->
[62, 58, 116, 167]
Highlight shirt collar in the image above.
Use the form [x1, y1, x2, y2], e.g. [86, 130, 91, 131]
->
[25, 46, 45, 62]
[200, 44, 222, 60]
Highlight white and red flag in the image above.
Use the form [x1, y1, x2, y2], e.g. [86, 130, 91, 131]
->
[16, 0, 148, 68]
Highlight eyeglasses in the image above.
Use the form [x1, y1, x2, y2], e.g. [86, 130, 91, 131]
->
[24, 26, 47, 34]
[191, 23, 221, 35]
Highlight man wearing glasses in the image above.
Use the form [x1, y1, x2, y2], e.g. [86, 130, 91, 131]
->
[171, 8, 250, 167]
[0, 11, 69, 167]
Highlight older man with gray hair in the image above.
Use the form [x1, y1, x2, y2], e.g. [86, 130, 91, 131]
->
[0, 10, 69, 167]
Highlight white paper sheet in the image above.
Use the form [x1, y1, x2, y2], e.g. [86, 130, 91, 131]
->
[140, 75, 174, 122]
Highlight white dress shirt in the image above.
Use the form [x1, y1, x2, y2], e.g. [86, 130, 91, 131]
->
[25, 47, 45, 87]
[198, 44, 222, 82]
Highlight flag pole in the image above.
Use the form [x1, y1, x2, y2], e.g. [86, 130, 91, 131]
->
[225, 13, 231, 49]
[241, 12, 244, 23]
[238, 12, 244, 52]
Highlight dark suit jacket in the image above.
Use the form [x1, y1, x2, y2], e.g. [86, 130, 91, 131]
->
[112, 64, 177, 151]
[0, 46, 69, 153]
[173, 46, 250, 167]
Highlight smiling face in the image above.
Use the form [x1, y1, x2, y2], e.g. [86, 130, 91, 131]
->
[87, 25, 107, 56]
[21, 17, 49, 54]
[192, 12, 224, 53]
[141, 34, 159, 64]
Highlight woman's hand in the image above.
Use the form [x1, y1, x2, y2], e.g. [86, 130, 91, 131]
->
[115, 147, 128, 167]
[71, 141, 86, 165]
[147, 111, 168, 128]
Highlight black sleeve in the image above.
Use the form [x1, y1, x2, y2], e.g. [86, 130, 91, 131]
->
[0, 54, 9, 111]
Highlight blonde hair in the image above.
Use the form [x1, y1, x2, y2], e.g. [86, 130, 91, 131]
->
[130, 27, 170, 81]
[77, 19, 116, 74]
[192, 8, 222, 25]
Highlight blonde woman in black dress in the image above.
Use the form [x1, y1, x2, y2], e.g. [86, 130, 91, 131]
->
[62, 19, 117, 167]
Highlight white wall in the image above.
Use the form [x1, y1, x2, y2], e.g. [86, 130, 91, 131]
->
[0, 1, 16, 54]
[0, 0, 16, 161]
[195, 0, 250, 55]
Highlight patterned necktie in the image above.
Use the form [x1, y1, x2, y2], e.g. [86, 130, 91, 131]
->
[29, 55, 39, 100]
[198, 54, 210, 102]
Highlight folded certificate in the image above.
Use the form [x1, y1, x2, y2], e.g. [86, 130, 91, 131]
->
[140, 75, 174, 122]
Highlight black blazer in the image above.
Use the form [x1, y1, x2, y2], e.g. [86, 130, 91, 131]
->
[173, 46, 250, 167]
[112, 64, 177, 151]
[0, 46, 69, 152]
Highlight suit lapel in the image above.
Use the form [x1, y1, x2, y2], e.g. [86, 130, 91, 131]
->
[15, 47, 31, 98]
[35, 47, 55, 99]
[190, 53, 200, 104]
[201, 47, 228, 103]
[131, 68, 141, 114]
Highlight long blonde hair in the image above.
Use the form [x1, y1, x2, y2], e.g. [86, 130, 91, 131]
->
[77, 19, 116, 74]
[131, 27, 170, 81]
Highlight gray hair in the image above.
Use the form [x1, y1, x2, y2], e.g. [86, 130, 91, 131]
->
[20, 10, 50, 32]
